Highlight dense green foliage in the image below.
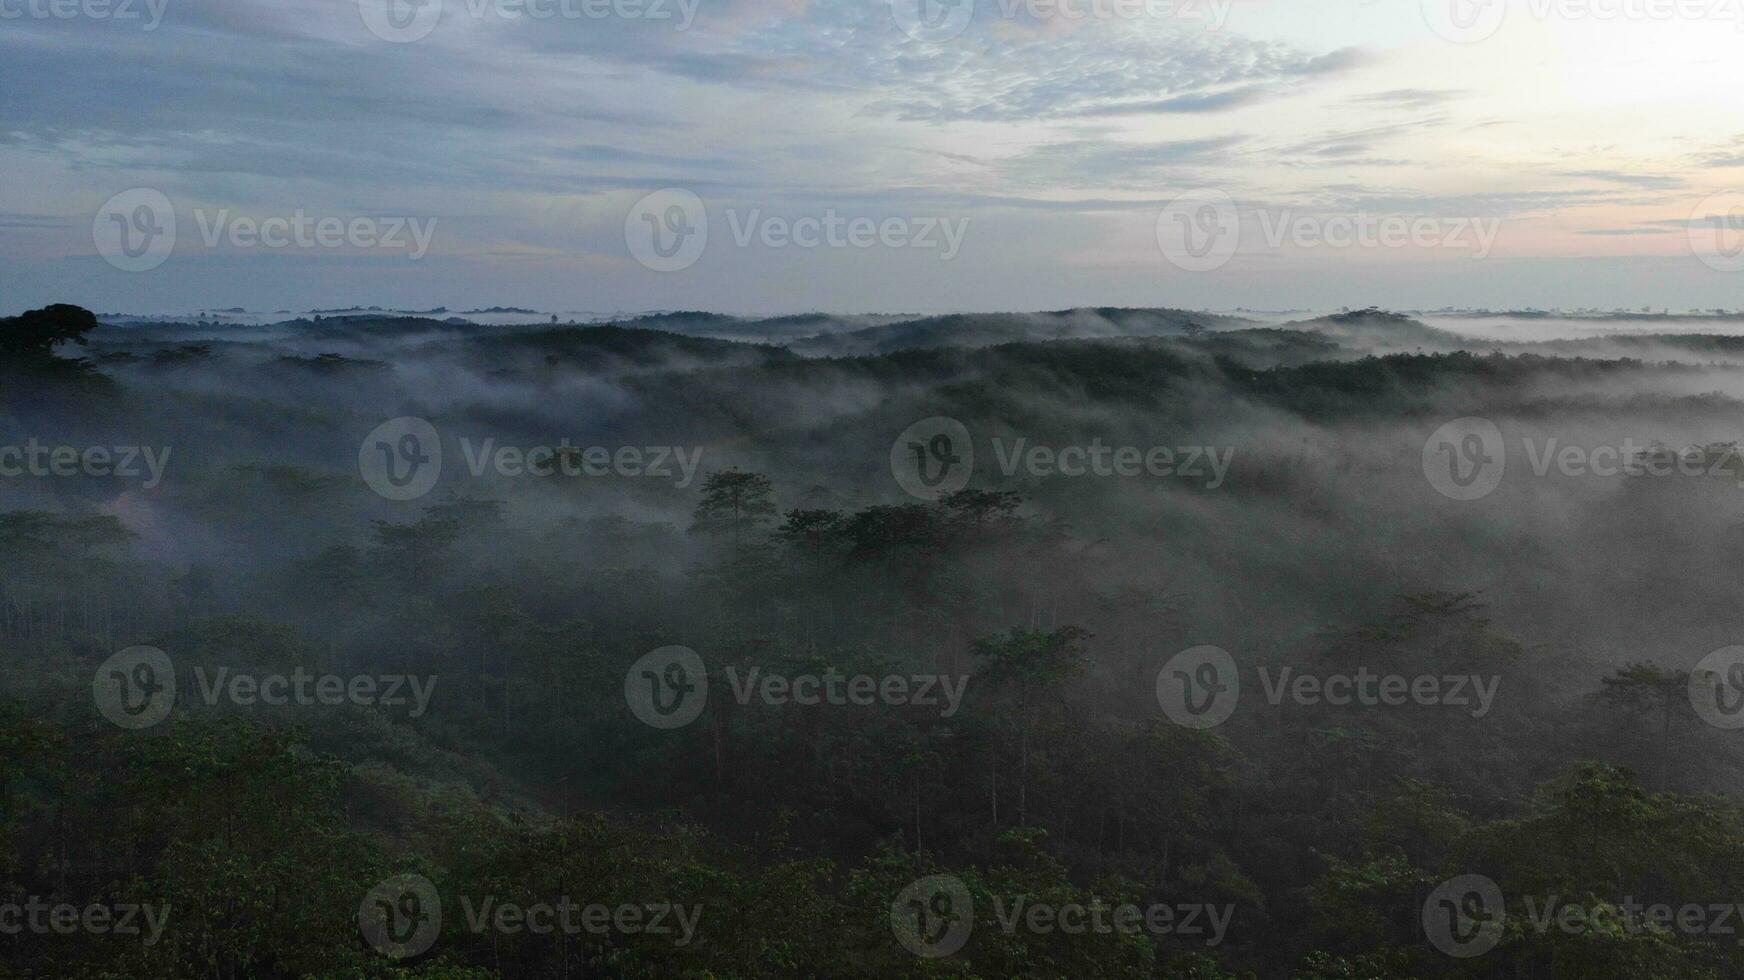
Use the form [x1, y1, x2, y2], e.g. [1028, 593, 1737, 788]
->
[6, 309, 1744, 977]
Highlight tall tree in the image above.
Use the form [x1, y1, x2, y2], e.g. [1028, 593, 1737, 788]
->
[0, 304, 100, 376]
[690, 469, 776, 549]
[974, 625, 1090, 828]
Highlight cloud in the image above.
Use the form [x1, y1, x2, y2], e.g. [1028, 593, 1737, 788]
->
[1349, 89, 1470, 110]
[851, 27, 1373, 122]
[1300, 189, 1620, 220]
[1554, 170, 1686, 190]
[1000, 136, 1247, 188]
[1274, 118, 1450, 162]
[1690, 135, 1744, 168]
[1066, 84, 1276, 116]
[0, 213, 66, 230]
[0, 0, 1725, 313]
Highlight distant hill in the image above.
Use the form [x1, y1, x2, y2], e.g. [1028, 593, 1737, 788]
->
[1278, 308, 1467, 349]
[468, 324, 796, 375]
[611, 311, 918, 342]
[787, 307, 1257, 356]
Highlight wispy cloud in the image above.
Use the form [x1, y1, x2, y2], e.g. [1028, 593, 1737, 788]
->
[1554, 169, 1686, 190]
[1349, 88, 1470, 110]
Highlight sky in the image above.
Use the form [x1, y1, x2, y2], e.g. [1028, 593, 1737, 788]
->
[3, 0, 1743, 315]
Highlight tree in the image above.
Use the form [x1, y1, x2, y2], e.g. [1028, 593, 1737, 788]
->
[690, 469, 776, 548]
[939, 488, 1021, 529]
[0, 304, 101, 378]
[974, 625, 1090, 828]
[1593, 662, 1692, 791]
[775, 508, 845, 573]
[0, 304, 97, 358]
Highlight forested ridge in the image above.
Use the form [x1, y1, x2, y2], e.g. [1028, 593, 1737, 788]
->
[6, 306, 1744, 978]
